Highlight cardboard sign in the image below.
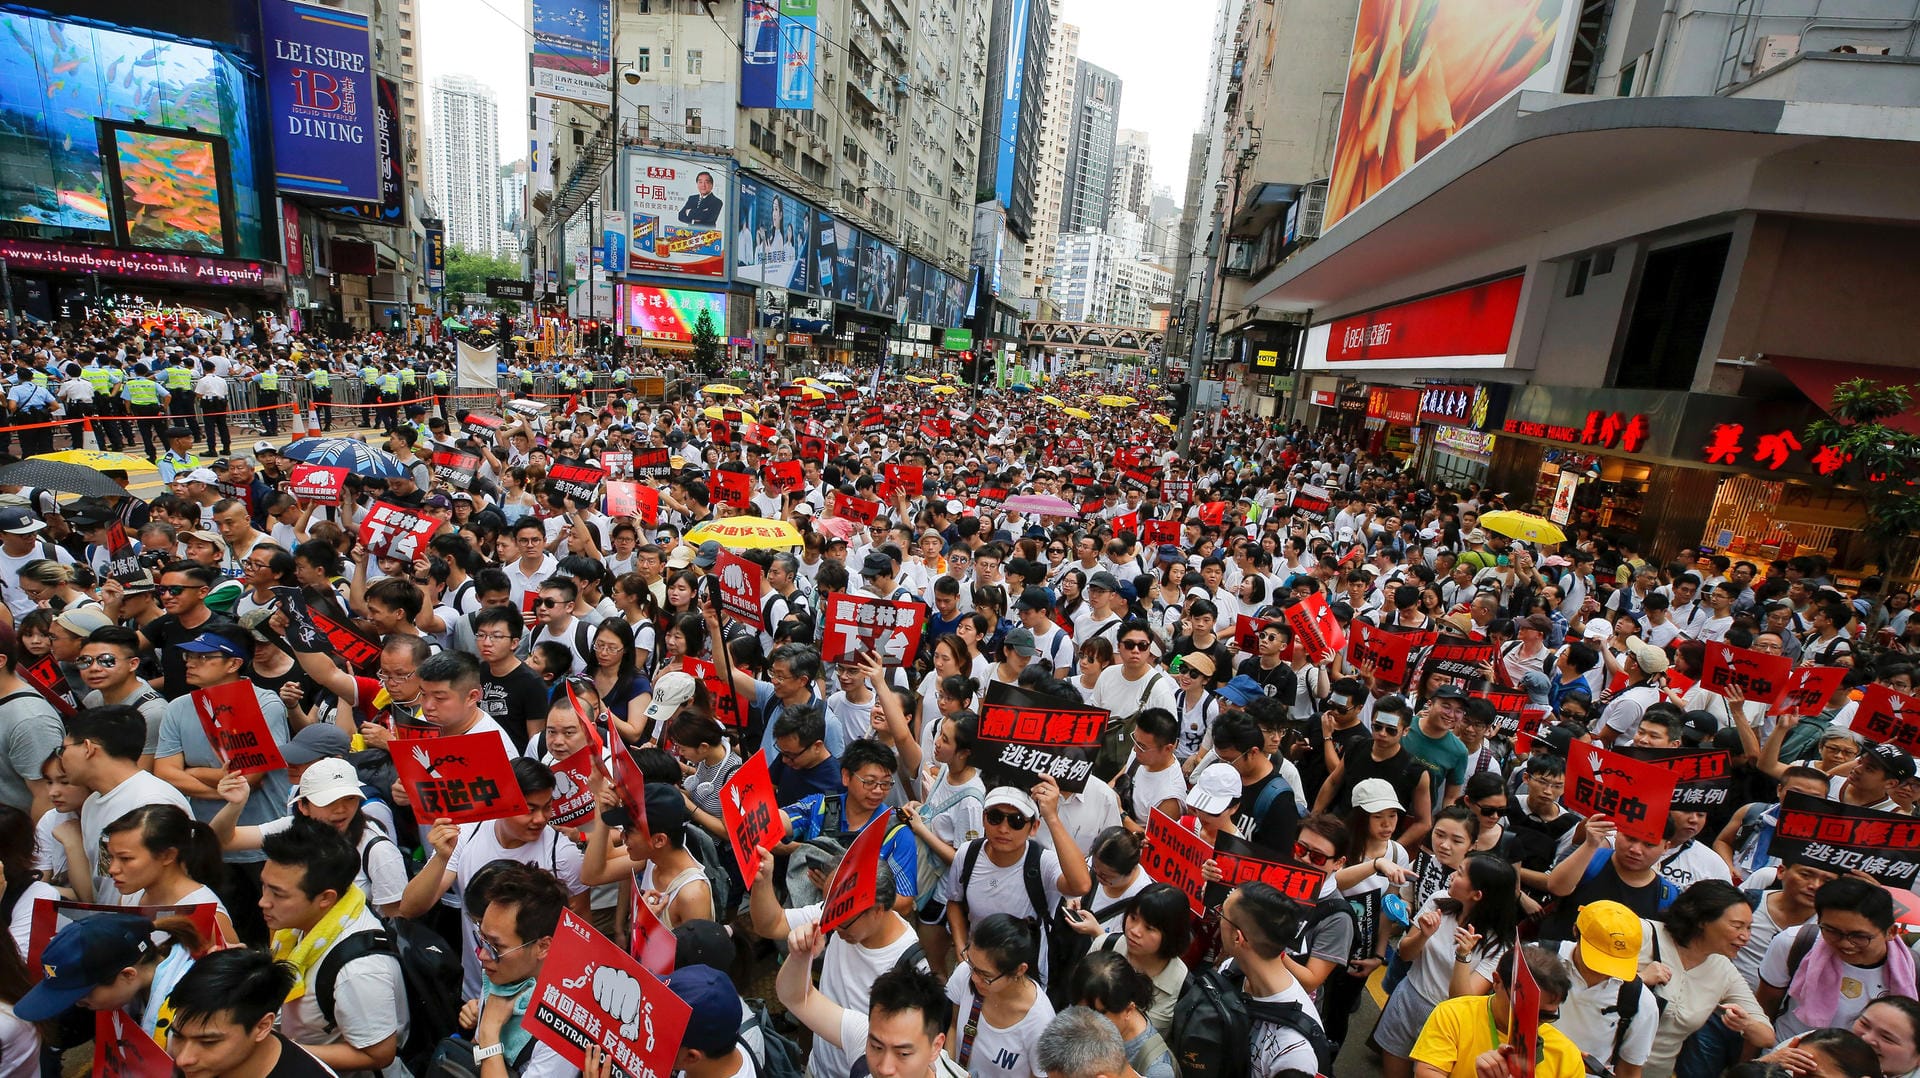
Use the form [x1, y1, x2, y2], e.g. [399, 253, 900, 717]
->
[1205, 830, 1328, 909]
[820, 808, 893, 933]
[548, 459, 607, 508]
[1143, 519, 1181, 546]
[429, 450, 479, 490]
[274, 586, 381, 673]
[1291, 484, 1332, 522]
[1283, 592, 1345, 662]
[18, 654, 79, 718]
[190, 680, 286, 775]
[525, 909, 691, 1078]
[818, 592, 925, 665]
[710, 468, 753, 510]
[713, 549, 764, 629]
[1426, 639, 1497, 684]
[1621, 746, 1732, 808]
[832, 491, 881, 526]
[763, 459, 803, 495]
[1506, 931, 1542, 1078]
[548, 745, 600, 828]
[1772, 665, 1846, 716]
[602, 450, 634, 480]
[1566, 741, 1678, 845]
[392, 732, 530, 824]
[28, 897, 218, 974]
[462, 412, 503, 444]
[628, 873, 677, 975]
[975, 697, 1108, 794]
[1699, 643, 1793, 706]
[1469, 684, 1533, 737]
[94, 1007, 174, 1078]
[1771, 791, 1920, 885]
[1854, 684, 1920, 757]
[721, 750, 787, 883]
[288, 462, 347, 505]
[357, 500, 438, 561]
[1142, 808, 1209, 915]
[883, 464, 925, 499]
[633, 446, 672, 480]
[102, 522, 144, 585]
[1349, 620, 1415, 689]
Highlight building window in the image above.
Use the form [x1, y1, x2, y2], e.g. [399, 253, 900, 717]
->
[687, 49, 703, 75]
[636, 48, 650, 73]
[1614, 234, 1732, 391]
[662, 47, 670, 71]
[1618, 57, 1639, 96]
[685, 108, 702, 134]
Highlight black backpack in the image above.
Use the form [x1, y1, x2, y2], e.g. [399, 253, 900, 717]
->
[741, 997, 807, 1078]
[1092, 671, 1167, 781]
[957, 839, 1052, 983]
[1171, 966, 1334, 1078]
[317, 919, 465, 1076]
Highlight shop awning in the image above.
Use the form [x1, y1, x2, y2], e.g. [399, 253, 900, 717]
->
[1770, 356, 1920, 435]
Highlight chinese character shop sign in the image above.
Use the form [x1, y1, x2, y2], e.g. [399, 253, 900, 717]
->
[1504, 410, 1649, 453]
[1306, 275, 1523, 369]
[1701, 423, 1852, 475]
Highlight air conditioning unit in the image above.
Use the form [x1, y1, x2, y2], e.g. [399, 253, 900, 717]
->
[1753, 34, 1799, 73]
[1296, 180, 1328, 239]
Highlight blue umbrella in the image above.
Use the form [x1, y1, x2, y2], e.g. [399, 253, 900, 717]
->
[280, 437, 411, 478]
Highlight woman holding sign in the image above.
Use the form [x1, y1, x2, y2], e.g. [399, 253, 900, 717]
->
[1376, 852, 1520, 1078]
[101, 805, 238, 946]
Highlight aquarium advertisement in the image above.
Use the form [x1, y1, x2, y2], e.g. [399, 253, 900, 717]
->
[261, 0, 381, 203]
[321, 77, 405, 224]
[624, 152, 727, 279]
[531, 0, 612, 106]
[735, 177, 813, 291]
[0, 12, 265, 258]
[627, 286, 727, 344]
[102, 125, 232, 255]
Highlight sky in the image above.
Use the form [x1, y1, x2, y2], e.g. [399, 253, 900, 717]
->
[418, 0, 1217, 194]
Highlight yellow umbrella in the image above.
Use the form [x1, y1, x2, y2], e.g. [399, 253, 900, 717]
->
[1096, 395, 1135, 407]
[701, 405, 758, 423]
[702, 382, 745, 396]
[32, 449, 158, 473]
[1478, 510, 1567, 545]
[940, 373, 957, 381]
[931, 385, 958, 395]
[511, 335, 529, 343]
[1151, 413, 1174, 429]
[904, 375, 935, 385]
[1061, 406, 1094, 420]
[1039, 395, 1065, 407]
[795, 385, 827, 400]
[685, 516, 804, 549]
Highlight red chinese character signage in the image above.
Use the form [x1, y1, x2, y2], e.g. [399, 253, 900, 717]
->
[525, 909, 692, 1078]
[721, 751, 786, 883]
[1284, 592, 1346, 662]
[975, 700, 1108, 794]
[1566, 741, 1677, 845]
[1348, 620, 1416, 690]
[712, 550, 764, 630]
[357, 500, 438, 561]
[709, 468, 753, 509]
[191, 681, 286, 775]
[1699, 643, 1793, 706]
[392, 733, 530, 825]
[819, 592, 924, 665]
[1855, 684, 1920, 757]
[1771, 792, 1920, 886]
[1504, 411, 1649, 453]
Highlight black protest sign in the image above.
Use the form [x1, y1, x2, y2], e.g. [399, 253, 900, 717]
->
[1771, 791, 1920, 886]
[1426, 640, 1496, 684]
[1291, 484, 1331, 523]
[430, 450, 479, 490]
[633, 446, 671, 480]
[1204, 830, 1327, 910]
[547, 459, 606, 508]
[273, 586, 381, 673]
[1469, 684, 1533, 737]
[975, 687, 1107, 795]
[103, 522, 144, 584]
[462, 412, 503, 444]
[1620, 746, 1733, 809]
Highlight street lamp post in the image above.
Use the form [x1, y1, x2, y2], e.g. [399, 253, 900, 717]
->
[1177, 178, 1230, 455]
[608, 62, 640, 364]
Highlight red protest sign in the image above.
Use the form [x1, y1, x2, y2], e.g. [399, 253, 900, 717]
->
[821, 808, 893, 932]
[1206, 830, 1328, 909]
[1773, 665, 1846, 716]
[1142, 808, 1208, 914]
[392, 733, 530, 825]
[191, 680, 286, 775]
[1348, 620, 1415, 689]
[548, 745, 600, 828]
[604, 481, 639, 519]
[1855, 684, 1920, 756]
[28, 897, 218, 973]
[1470, 685, 1533, 738]
[628, 874, 676, 976]
[1566, 741, 1677, 845]
[526, 909, 691, 1078]
[883, 463, 925, 498]
[1284, 592, 1345, 662]
[358, 500, 438, 561]
[1111, 510, 1139, 535]
[1143, 519, 1181, 546]
[275, 586, 381, 673]
[832, 491, 881, 525]
[288, 462, 346, 505]
[1291, 484, 1332, 522]
[721, 751, 787, 883]
[709, 419, 733, 443]
[18, 654, 78, 717]
[1699, 643, 1793, 706]
[798, 435, 828, 462]
[818, 592, 925, 665]
[1234, 615, 1275, 656]
[713, 549, 764, 629]
[763, 459, 803, 494]
[94, 1007, 175, 1078]
[1506, 932, 1542, 1078]
[710, 468, 753, 509]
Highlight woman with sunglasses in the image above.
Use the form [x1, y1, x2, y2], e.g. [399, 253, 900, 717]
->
[946, 914, 1055, 1078]
[1376, 852, 1522, 1078]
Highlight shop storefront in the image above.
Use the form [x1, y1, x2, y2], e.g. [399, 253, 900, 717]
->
[1364, 386, 1421, 461]
[1414, 383, 1508, 486]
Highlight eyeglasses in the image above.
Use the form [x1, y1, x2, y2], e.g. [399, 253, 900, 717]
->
[378, 669, 418, 683]
[73, 655, 121, 669]
[1475, 803, 1507, 818]
[965, 950, 1011, 985]
[777, 744, 817, 763]
[475, 632, 513, 643]
[474, 935, 544, 962]
[1818, 922, 1882, 948]
[852, 774, 894, 792]
[1292, 842, 1334, 867]
[156, 584, 204, 596]
[984, 809, 1031, 829]
[536, 598, 561, 608]
[593, 641, 624, 652]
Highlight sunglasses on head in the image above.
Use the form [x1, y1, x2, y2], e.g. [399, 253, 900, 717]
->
[984, 808, 1030, 829]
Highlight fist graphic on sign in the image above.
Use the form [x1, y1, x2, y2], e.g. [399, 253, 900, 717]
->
[553, 769, 579, 800]
[592, 965, 643, 1041]
[721, 563, 747, 593]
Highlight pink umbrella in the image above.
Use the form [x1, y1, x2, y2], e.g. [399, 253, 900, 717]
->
[1003, 493, 1081, 517]
[813, 516, 860, 541]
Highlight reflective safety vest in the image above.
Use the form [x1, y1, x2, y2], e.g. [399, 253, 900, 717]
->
[162, 450, 203, 473]
[310, 370, 331, 390]
[361, 365, 380, 384]
[29, 370, 48, 387]
[82, 367, 113, 393]
[126, 378, 161, 406]
[519, 369, 535, 385]
[431, 369, 449, 386]
[399, 368, 416, 386]
[380, 374, 400, 393]
[259, 371, 280, 391]
[165, 367, 194, 389]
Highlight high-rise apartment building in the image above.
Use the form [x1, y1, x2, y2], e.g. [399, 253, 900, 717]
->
[1109, 129, 1152, 225]
[429, 74, 502, 256]
[390, 0, 425, 193]
[1061, 61, 1121, 235]
[1020, 18, 1079, 305]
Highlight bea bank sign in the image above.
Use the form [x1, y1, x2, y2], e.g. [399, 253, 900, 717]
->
[1303, 274, 1524, 370]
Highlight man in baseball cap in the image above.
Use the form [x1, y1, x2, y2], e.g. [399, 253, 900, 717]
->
[12, 913, 160, 1021]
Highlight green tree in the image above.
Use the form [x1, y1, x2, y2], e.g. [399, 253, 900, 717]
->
[692, 308, 721, 375]
[1806, 377, 1920, 575]
[444, 247, 521, 298]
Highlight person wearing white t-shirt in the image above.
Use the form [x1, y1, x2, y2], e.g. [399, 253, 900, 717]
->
[944, 784, 1092, 986]
[59, 705, 191, 904]
[1758, 878, 1910, 1042]
[1118, 709, 1187, 828]
[776, 927, 972, 1078]
[944, 914, 1056, 1078]
[1219, 882, 1327, 1078]
[1089, 624, 1178, 722]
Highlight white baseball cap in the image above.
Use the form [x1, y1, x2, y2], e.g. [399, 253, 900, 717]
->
[1186, 762, 1243, 815]
[645, 671, 699, 725]
[1351, 778, 1404, 815]
[289, 759, 364, 808]
[983, 786, 1038, 819]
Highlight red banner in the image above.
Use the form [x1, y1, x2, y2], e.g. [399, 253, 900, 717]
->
[548, 745, 599, 828]
[710, 468, 753, 510]
[1284, 592, 1345, 662]
[1772, 665, 1846, 716]
[1206, 830, 1328, 908]
[798, 435, 828, 462]
[627, 875, 676, 976]
[29, 898, 217, 974]
[18, 654, 79, 717]
[1348, 620, 1415, 689]
[392, 732, 530, 825]
[762, 459, 803, 495]
[819, 592, 925, 665]
[832, 491, 881, 526]
[525, 909, 691, 1078]
[721, 751, 786, 883]
[1566, 741, 1677, 845]
[821, 808, 893, 932]
[1854, 684, 1920, 757]
[1143, 519, 1181, 546]
[357, 500, 438, 561]
[1141, 808, 1208, 915]
[191, 681, 286, 775]
[713, 549, 764, 630]
[882, 463, 925, 499]
[1699, 643, 1793, 706]
[94, 1007, 174, 1078]
[288, 462, 346, 505]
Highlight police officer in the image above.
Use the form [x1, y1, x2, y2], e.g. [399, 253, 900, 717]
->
[122, 364, 169, 459]
[307, 363, 333, 430]
[161, 352, 199, 440]
[378, 364, 402, 432]
[80, 357, 122, 451]
[253, 361, 282, 435]
[360, 358, 382, 413]
[6, 368, 58, 455]
[155, 426, 203, 484]
[429, 363, 450, 420]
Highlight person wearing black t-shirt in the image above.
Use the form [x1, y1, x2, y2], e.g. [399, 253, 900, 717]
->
[1314, 695, 1433, 845]
[107, 560, 237, 701]
[162, 947, 339, 1078]
[1204, 709, 1300, 853]
[1538, 812, 1676, 942]
[474, 605, 553, 751]
[1301, 677, 1371, 798]
[1235, 620, 1299, 704]
[1504, 755, 1580, 893]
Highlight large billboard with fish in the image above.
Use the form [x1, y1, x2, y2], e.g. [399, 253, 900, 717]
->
[623, 151, 727, 280]
[101, 124, 233, 255]
[260, 0, 381, 203]
[531, 0, 612, 106]
[0, 12, 266, 258]
[1326, 0, 1575, 228]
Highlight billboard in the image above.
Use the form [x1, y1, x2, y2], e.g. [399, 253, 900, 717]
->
[627, 286, 727, 344]
[1303, 274, 1523, 369]
[625, 152, 727, 279]
[531, 0, 612, 106]
[741, 2, 816, 110]
[1327, 0, 1574, 227]
[0, 236, 284, 291]
[735, 177, 813, 291]
[995, 0, 1031, 202]
[320, 77, 405, 224]
[261, 0, 380, 202]
[102, 125, 233, 255]
[423, 223, 445, 290]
